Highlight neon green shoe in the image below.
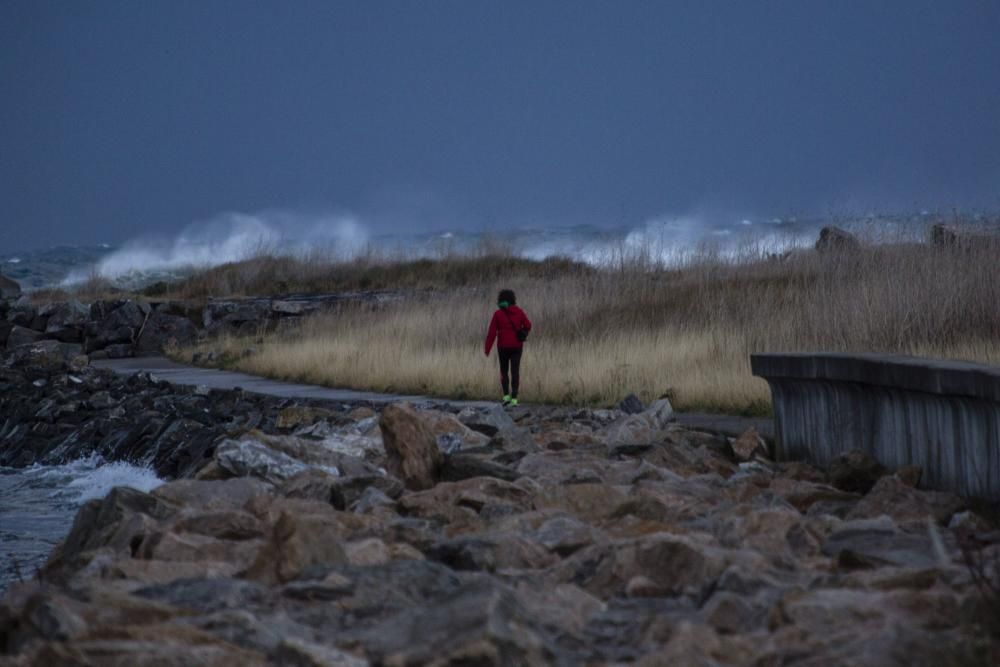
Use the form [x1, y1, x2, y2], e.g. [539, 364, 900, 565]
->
[509, 398, 519, 407]
[501, 394, 512, 406]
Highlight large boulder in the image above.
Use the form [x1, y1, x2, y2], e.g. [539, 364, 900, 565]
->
[0, 273, 22, 299]
[379, 402, 443, 490]
[355, 580, 558, 666]
[815, 226, 861, 253]
[618, 393, 645, 415]
[134, 311, 199, 354]
[5, 324, 44, 349]
[244, 501, 349, 584]
[846, 475, 964, 525]
[152, 478, 274, 512]
[457, 404, 515, 437]
[599, 398, 675, 447]
[43, 486, 176, 580]
[422, 409, 491, 452]
[203, 300, 272, 335]
[554, 533, 728, 599]
[6, 297, 38, 327]
[820, 516, 943, 568]
[6, 339, 86, 371]
[214, 437, 311, 484]
[290, 418, 385, 460]
[43, 299, 90, 343]
[85, 300, 146, 352]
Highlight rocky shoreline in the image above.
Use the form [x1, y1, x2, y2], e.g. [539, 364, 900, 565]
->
[1, 345, 999, 665]
[1, 276, 399, 362]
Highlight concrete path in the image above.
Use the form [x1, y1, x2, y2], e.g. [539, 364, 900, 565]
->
[93, 357, 774, 440]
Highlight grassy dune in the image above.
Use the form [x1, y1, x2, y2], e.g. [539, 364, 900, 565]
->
[175, 240, 1000, 415]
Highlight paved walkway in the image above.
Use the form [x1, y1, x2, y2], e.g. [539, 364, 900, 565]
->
[94, 357, 774, 440]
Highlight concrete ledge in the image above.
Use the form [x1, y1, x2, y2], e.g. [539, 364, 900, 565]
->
[752, 353, 1000, 499]
[751, 352, 1000, 402]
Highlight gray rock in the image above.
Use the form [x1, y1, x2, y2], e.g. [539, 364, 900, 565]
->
[815, 225, 861, 252]
[828, 448, 887, 494]
[0, 273, 22, 300]
[86, 300, 145, 351]
[104, 343, 134, 359]
[47, 486, 176, 579]
[441, 453, 519, 482]
[488, 426, 540, 454]
[643, 398, 675, 429]
[203, 300, 271, 334]
[821, 516, 942, 568]
[134, 577, 268, 613]
[215, 437, 311, 484]
[458, 404, 515, 436]
[354, 579, 557, 665]
[135, 311, 199, 354]
[87, 391, 116, 409]
[351, 486, 397, 514]
[5, 324, 44, 349]
[532, 516, 602, 556]
[44, 299, 90, 342]
[7, 339, 85, 370]
[6, 297, 37, 327]
[618, 394, 644, 415]
[270, 300, 317, 316]
[183, 609, 289, 653]
[273, 638, 369, 667]
[330, 474, 405, 510]
[152, 478, 274, 511]
[22, 593, 88, 643]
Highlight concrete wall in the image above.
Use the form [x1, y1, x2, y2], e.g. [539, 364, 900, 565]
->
[751, 353, 1000, 500]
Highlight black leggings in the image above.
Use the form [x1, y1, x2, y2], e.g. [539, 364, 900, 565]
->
[498, 348, 523, 398]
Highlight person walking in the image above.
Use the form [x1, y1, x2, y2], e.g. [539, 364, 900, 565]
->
[484, 288, 532, 406]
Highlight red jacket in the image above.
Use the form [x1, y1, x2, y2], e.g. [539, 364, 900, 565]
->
[484, 305, 532, 354]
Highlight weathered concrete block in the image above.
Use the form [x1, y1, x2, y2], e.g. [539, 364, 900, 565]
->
[752, 353, 1000, 500]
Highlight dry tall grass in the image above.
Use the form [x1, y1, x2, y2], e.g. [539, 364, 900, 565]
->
[176, 240, 1000, 415]
[146, 243, 591, 299]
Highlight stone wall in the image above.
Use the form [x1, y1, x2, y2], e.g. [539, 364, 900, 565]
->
[752, 352, 1000, 499]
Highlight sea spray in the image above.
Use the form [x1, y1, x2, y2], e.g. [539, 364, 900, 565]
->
[12, 209, 975, 290]
[62, 210, 369, 284]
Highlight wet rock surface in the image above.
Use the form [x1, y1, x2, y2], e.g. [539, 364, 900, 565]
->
[2, 360, 998, 665]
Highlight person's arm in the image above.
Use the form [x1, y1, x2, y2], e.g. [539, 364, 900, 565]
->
[484, 312, 498, 356]
[521, 310, 532, 332]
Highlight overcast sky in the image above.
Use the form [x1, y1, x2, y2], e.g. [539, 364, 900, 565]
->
[2, 1, 999, 250]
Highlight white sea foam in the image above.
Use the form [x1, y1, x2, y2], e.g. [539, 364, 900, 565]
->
[62, 458, 164, 503]
[24, 455, 164, 504]
[63, 210, 368, 283]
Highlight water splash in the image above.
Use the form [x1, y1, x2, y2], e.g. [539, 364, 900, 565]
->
[0, 456, 163, 592]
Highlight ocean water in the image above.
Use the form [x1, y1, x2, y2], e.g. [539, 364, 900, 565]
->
[0, 456, 162, 594]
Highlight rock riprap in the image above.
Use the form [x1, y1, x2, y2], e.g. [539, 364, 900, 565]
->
[1, 362, 998, 664]
[1, 290, 400, 359]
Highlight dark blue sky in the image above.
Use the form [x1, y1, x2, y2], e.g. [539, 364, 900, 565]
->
[2, 1, 999, 250]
